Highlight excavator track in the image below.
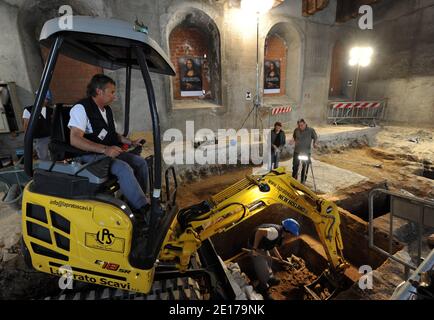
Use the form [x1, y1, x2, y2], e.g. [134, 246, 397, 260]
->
[43, 277, 204, 300]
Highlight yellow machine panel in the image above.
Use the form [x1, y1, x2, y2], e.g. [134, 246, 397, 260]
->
[22, 183, 155, 293]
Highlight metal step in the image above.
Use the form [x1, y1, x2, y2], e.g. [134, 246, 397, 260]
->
[41, 277, 204, 300]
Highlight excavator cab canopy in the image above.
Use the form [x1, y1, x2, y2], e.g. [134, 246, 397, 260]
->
[39, 16, 175, 74]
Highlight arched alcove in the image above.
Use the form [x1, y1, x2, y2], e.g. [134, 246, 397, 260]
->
[166, 8, 222, 109]
[263, 21, 304, 105]
[329, 41, 345, 98]
[264, 34, 287, 96]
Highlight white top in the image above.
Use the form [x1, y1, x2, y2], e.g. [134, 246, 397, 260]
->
[264, 227, 279, 241]
[68, 103, 116, 134]
[23, 106, 47, 119]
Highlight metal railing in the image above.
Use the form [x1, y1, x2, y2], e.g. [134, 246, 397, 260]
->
[368, 188, 434, 278]
[327, 100, 387, 126]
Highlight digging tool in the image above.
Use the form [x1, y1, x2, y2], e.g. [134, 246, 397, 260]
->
[242, 248, 295, 268]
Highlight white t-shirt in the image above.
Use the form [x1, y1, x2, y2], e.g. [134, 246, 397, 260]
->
[23, 106, 47, 119]
[264, 227, 279, 241]
[68, 103, 116, 133]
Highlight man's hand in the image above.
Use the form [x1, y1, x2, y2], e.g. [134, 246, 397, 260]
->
[104, 145, 123, 158]
[313, 142, 319, 149]
[289, 139, 295, 145]
[251, 248, 259, 257]
[132, 138, 146, 146]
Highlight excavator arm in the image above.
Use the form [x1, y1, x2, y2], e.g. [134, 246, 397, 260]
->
[160, 167, 349, 275]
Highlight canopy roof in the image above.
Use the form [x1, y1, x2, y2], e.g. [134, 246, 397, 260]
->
[39, 16, 175, 75]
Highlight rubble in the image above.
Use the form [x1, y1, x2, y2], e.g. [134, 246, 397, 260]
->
[225, 262, 263, 300]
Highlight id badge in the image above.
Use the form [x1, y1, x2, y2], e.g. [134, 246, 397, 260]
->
[98, 128, 108, 140]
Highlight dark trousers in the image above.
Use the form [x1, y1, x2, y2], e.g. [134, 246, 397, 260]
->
[292, 152, 310, 183]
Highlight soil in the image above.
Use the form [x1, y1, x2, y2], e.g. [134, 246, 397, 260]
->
[316, 147, 433, 200]
[268, 255, 323, 300]
[0, 125, 432, 300]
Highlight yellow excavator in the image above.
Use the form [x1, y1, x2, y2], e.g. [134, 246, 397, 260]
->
[22, 16, 348, 299]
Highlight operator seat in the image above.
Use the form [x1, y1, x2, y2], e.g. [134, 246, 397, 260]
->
[31, 103, 118, 198]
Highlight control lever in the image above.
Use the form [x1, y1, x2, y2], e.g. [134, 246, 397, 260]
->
[122, 139, 146, 155]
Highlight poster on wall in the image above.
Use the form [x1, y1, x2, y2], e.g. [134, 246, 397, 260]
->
[179, 57, 203, 97]
[264, 60, 281, 94]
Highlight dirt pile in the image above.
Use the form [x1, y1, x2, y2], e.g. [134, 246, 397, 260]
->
[268, 255, 333, 300]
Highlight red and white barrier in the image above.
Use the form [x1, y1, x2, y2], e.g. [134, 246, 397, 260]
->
[331, 101, 381, 109]
[327, 100, 386, 125]
[271, 106, 292, 115]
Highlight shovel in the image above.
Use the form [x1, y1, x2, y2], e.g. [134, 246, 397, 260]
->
[242, 248, 295, 268]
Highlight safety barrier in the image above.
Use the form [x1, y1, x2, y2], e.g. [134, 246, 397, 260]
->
[266, 105, 294, 128]
[327, 100, 387, 126]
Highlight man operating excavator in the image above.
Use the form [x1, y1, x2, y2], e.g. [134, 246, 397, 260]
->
[68, 74, 150, 221]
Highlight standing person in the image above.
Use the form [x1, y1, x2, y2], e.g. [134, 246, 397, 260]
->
[22, 90, 54, 161]
[67, 74, 150, 219]
[270, 122, 286, 170]
[289, 119, 318, 183]
[249, 219, 300, 295]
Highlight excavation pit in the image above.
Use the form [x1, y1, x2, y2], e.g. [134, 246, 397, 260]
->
[332, 184, 391, 222]
[232, 237, 354, 300]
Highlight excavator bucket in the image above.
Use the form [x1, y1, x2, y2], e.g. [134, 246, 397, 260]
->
[303, 269, 341, 300]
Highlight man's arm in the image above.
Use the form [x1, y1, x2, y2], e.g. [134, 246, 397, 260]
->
[118, 134, 132, 145]
[118, 133, 146, 146]
[253, 228, 268, 249]
[70, 127, 122, 158]
[312, 128, 319, 148]
[272, 247, 284, 260]
[280, 131, 286, 149]
[22, 108, 31, 133]
[23, 118, 29, 133]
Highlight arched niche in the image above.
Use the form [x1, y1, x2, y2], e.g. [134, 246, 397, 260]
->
[166, 8, 222, 109]
[328, 40, 345, 98]
[263, 21, 304, 105]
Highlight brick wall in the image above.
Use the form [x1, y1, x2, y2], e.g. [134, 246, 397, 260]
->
[169, 27, 210, 100]
[264, 34, 287, 96]
[40, 46, 103, 104]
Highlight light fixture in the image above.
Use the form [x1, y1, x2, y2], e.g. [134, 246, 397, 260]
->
[298, 155, 309, 161]
[348, 46, 374, 100]
[241, 0, 274, 15]
[348, 46, 373, 67]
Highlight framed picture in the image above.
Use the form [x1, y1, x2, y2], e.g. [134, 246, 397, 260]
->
[264, 60, 281, 94]
[179, 57, 203, 97]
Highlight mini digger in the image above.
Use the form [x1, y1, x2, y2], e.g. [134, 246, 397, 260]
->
[22, 16, 349, 300]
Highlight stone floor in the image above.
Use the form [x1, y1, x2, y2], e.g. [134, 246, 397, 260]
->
[279, 158, 368, 194]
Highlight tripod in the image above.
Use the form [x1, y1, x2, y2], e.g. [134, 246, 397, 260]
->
[296, 154, 317, 192]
